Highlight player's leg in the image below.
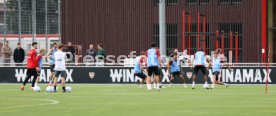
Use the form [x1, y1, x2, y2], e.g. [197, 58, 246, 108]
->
[53, 71, 60, 92]
[214, 72, 229, 88]
[179, 72, 187, 88]
[49, 65, 55, 86]
[146, 67, 153, 90]
[201, 66, 209, 89]
[21, 69, 32, 90]
[154, 67, 160, 91]
[61, 77, 66, 92]
[31, 68, 38, 90]
[212, 72, 217, 89]
[169, 74, 174, 87]
[192, 66, 199, 89]
[158, 68, 164, 89]
[35, 70, 40, 87]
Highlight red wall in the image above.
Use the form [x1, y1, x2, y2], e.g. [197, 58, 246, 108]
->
[62, 0, 263, 62]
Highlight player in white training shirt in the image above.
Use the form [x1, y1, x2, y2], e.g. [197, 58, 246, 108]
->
[53, 43, 68, 92]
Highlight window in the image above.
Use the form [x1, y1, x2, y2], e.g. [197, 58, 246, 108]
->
[185, 0, 210, 5]
[218, 0, 243, 5]
[218, 23, 243, 62]
[184, 23, 210, 55]
[153, 24, 178, 55]
[154, 0, 179, 6]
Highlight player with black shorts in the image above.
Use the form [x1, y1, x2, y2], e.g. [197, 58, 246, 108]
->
[192, 49, 209, 89]
[210, 50, 229, 89]
[133, 51, 147, 88]
[167, 53, 186, 88]
[20, 42, 38, 91]
[146, 43, 161, 91]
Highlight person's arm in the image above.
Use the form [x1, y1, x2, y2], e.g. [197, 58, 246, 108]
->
[33, 51, 38, 67]
[8, 47, 12, 55]
[13, 49, 17, 61]
[2, 47, 8, 54]
[103, 50, 107, 58]
[156, 49, 162, 67]
[86, 49, 89, 55]
[22, 49, 25, 62]
[167, 61, 172, 76]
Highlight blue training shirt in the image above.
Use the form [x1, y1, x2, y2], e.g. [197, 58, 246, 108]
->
[194, 51, 205, 66]
[146, 48, 160, 67]
[212, 57, 221, 72]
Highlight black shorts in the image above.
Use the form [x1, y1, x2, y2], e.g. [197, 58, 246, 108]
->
[27, 68, 38, 77]
[134, 73, 147, 79]
[50, 64, 55, 72]
[193, 65, 207, 75]
[158, 68, 163, 77]
[147, 66, 159, 76]
[55, 71, 67, 78]
[213, 71, 220, 81]
[171, 71, 181, 77]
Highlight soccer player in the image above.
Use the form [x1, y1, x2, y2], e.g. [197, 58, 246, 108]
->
[211, 50, 229, 89]
[133, 51, 147, 88]
[167, 53, 187, 88]
[35, 49, 46, 87]
[20, 42, 38, 91]
[192, 48, 209, 89]
[53, 43, 68, 92]
[146, 43, 162, 91]
[48, 43, 57, 86]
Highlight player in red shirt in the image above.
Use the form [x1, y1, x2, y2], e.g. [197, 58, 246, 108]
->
[20, 42, 38, 91]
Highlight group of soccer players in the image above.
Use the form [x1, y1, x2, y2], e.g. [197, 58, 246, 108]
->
[19, 41, 229, 92]
[20, 42, 69, 92]
[133, 43, 230, 91]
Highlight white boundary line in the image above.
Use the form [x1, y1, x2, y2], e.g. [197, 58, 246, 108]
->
[0, 98, 59, 109]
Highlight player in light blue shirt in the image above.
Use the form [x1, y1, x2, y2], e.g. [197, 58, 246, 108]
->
[192, 48, 209, 89]
[211, 50, 230, 89]
[133, 51, 147, 88]
[167, 53, 186, 88]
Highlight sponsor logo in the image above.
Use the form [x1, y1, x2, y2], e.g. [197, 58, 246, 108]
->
[110, 69, 171, 83]
[15, 69, 74, 83]
[110, 68, 272, 83]
[208, 69, 272, 83]
[89, 72, 95, 79]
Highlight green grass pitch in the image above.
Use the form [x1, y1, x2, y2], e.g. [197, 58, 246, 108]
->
[0, 84, 275, 116]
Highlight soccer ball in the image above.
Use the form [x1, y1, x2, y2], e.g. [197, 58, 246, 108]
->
[46, 86, 54, 92]
[65, 86, 72, 92]
[33, 86, 41, 92]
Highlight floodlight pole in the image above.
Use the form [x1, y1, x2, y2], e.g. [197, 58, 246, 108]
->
[159, 0, 166, 56]
[32, 0, 36, 42]
[18, 0, 21, 43]
[3, 0, 6, 42]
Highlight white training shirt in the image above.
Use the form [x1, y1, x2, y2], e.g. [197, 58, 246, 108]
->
[179, 54, 190, 66]
[54, 50, 66, 71]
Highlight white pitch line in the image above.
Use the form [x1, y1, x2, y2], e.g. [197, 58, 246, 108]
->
[0, 98, 59, 109]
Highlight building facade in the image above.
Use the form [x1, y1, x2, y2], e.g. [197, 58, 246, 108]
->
[61, 0, 269, 63]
